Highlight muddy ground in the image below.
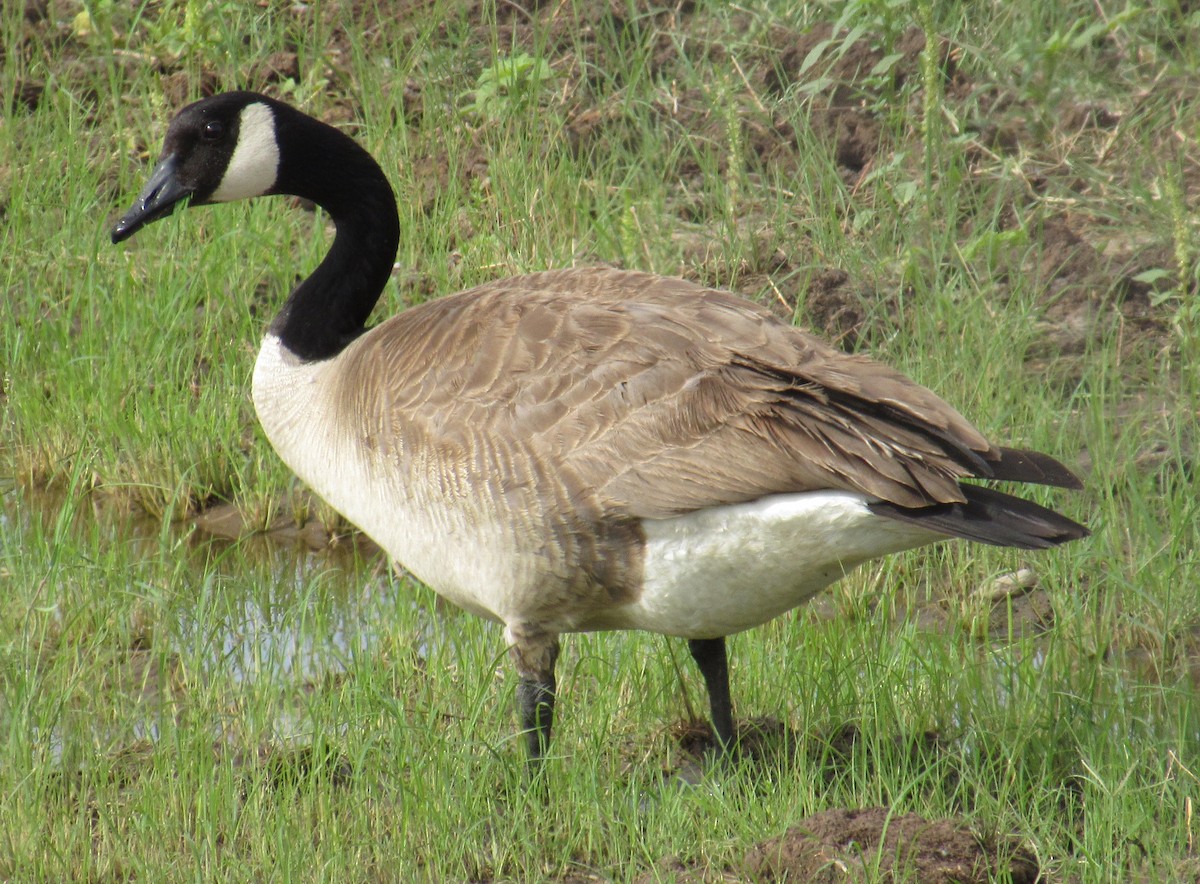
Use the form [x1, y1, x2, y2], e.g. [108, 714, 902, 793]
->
[8, 0, 1198, 879]
[641, 806, 1039, 883]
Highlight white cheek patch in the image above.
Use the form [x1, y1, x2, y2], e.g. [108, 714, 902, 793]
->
[210, 102, 280, 202]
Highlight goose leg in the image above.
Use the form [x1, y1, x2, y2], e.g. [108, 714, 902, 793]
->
[517, 673, 557, 761]
[688, 637, 735, 750]
[507, 626, 560, 765]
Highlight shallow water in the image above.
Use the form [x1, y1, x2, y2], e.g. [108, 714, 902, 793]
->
[0, 482, 447, 763]
[177, 541, 390, 686]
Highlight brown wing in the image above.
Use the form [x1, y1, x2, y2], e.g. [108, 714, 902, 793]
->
[339, 267, 1032, 520]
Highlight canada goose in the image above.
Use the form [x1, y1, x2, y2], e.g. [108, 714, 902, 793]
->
[112, 91, 1087, 767]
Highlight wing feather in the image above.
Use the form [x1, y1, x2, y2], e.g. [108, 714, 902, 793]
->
[333, 267, 1074, 524]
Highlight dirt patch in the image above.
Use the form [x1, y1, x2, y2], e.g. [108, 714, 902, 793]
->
[193, 500, 332, 550]
[993, 213, 1178, 367]
[634, 804, 1038, 883]
[649, 717, 949, 797]
[741, 807, 1039, 883]
[796, 267, 897, 349]
[758, 24, 957, 181]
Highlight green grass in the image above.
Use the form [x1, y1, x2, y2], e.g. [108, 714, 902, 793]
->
[2, 0, 1199, 879]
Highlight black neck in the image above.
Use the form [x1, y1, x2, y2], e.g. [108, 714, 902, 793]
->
[265, 104, 400, 362]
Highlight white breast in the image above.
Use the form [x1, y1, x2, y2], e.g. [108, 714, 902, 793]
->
[251, 334, 526, 624]
[587, 491, 941, 638]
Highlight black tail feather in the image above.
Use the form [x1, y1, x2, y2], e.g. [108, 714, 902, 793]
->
[868, 483, 1089, 550]
[986, 447, 1084, 489]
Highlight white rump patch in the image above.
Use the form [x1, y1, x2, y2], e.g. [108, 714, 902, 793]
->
[592, 491, 943, 638]
[210, 102, 279, 202]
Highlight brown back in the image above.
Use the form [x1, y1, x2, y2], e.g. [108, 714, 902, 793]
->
[332, 267, 1008, 524]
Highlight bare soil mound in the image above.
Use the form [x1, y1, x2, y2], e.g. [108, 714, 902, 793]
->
[742, 806, 1039, 883]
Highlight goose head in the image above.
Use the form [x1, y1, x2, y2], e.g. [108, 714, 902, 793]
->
[112, 91, 282, 243]
[111, 92, 400, 361]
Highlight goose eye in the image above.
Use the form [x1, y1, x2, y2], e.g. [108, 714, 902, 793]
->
[201, 120, 224, 142]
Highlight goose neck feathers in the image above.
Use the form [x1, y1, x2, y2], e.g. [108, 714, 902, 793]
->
[244, 95, 402, 361]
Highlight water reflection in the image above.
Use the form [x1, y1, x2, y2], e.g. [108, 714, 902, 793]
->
[1, 482, 443, 763]
[181, 539, 387, 685]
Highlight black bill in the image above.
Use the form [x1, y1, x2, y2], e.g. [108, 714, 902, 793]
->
[111, 154, 190, 243]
